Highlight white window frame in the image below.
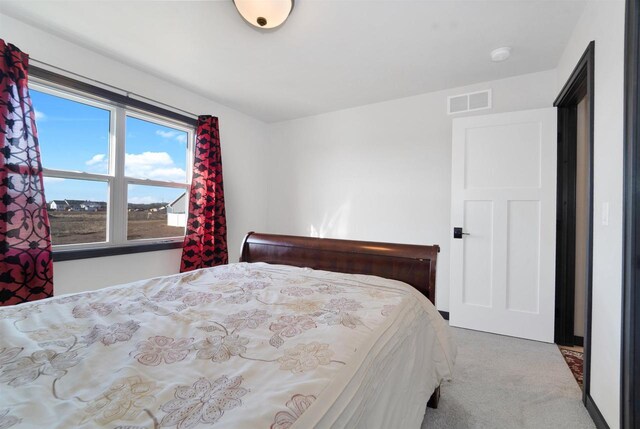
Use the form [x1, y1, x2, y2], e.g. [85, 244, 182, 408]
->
[30, 79, 194, 251]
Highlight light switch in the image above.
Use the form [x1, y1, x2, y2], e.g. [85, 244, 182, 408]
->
[602, 202, 609, 226]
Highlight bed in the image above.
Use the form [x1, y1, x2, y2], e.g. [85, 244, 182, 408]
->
[0, 232, 455, 429]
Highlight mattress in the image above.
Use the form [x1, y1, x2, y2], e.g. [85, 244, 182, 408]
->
[0, 262, 456, 429]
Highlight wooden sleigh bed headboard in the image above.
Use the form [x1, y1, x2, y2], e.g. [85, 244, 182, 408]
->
[239, 232, 440, 305]
[240, 232, 443, 409]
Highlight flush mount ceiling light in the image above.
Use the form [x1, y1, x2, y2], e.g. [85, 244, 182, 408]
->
[233, 0, 294, 29]
[490, 47, 512, 62]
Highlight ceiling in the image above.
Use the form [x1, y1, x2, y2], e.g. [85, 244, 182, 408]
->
[0, 0, 586, 123]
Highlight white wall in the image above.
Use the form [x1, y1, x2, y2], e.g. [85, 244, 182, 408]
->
[0, 14, 270, 293]
[266, 70, 557, 311]
[54, 249, 182, 295]
[556, 1, 626, 427]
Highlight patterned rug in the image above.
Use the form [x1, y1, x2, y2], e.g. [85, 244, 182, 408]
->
[559, 347, 583, 388]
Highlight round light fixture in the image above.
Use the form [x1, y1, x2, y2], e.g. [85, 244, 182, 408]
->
[233, 0, 294, 29]
[490, 47, 512, 62]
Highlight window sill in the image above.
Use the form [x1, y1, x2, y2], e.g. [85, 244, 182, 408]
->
[52, 241, 183, 262]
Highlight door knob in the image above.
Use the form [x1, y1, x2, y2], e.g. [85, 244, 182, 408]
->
[453, 227, 470, 239]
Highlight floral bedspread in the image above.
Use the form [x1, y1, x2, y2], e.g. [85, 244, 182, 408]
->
[0, 262, 451, 429]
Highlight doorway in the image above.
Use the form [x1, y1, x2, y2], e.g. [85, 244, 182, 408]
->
[553, 41, 594, 404]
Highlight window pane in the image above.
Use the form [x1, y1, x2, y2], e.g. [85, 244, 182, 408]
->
[44, 178, 108, 245]
[125, 116, 188, 183]
[30, 89, 111, 174]
[127, 185, 186, 240]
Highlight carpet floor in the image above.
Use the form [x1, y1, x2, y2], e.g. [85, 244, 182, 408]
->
[421, 327, 595, 429]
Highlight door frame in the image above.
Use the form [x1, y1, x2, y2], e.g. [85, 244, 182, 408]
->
[553, 41, 595, 404]
[622, 0, 640, 427]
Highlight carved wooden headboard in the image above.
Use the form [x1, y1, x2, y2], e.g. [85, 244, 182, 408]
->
[239, 232, 440, 305]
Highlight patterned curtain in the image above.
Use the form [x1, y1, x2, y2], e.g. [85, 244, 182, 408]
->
[180, 115, 228, 272]
[0, 40, 54, 305]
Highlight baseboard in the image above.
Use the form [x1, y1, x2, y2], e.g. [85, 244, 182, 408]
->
[585, 394, 610, 429]
[574, 335, 584, 347]
[439, 311, 449, 320]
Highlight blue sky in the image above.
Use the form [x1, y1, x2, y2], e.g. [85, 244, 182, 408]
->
[31, 88, 189, 205]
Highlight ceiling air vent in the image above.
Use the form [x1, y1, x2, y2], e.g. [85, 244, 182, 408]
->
[447, 89, 492, 115]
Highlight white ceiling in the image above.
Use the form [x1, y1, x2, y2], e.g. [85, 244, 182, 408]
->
[0, 0, 586, 123]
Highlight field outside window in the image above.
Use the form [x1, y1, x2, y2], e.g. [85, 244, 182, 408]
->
[127, 185, 187, 240]
[44, 178, 109, 245]
[30, 81, 193, 250]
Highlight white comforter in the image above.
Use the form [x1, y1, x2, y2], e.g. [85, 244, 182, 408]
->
[0, 262, 455, 429]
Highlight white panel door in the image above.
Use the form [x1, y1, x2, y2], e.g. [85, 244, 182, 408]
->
[450, 108, 557, 343]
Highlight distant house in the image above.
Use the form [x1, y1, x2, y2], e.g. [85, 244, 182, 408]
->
[49, 200, 68, 211]
[49, 200, 107, 212]
[166, 193, 187, 227]
[64, 199, 85, 211]
[80, 201, 107, 212]
[80, 202, 98, 212]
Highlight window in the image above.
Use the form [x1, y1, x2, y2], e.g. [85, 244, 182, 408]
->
[29, 79, 194, 255]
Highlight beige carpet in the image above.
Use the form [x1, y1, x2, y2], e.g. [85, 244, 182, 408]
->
[421, 327, 595, 429]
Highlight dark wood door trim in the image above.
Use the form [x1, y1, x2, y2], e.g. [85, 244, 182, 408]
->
[554, 104, 578, 346]
[622, 0, 640, 427]
[553, 41, 595, 407]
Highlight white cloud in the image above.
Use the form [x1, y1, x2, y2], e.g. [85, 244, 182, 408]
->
[84, 151, 186, 182]
[156, 130, 179, 139]
[86, 154, 107, 166]
[85, 153, 109, 173]
[126, 151, 173, 167]
[156, 129, 188, 144]
[125, 151, 186, 182]
[139, 167, 188, 182]
[34, 110, 47, 122]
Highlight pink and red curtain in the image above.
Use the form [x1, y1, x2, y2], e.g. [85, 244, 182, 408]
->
[180, 115, 228, 272]
[0, 40, 53, 305]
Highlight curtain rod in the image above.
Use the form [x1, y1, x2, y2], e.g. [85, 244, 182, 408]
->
[29, 58, 200, 120]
